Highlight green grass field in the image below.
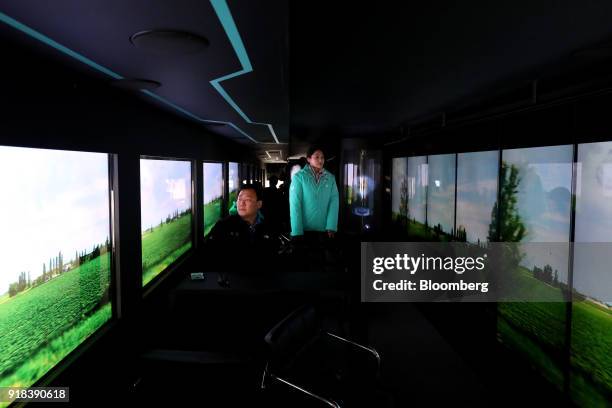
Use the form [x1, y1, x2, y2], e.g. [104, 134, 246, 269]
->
[346, 186, 354, 205]
[406, 219, 450, 242]
[142, 212, 192, 286]
[0, 211, 194, 400]
[497, 266, 612, 405]
[391, 212, 407, 222]
[570, 299, 612, 406]
[0, 254, 111, 399]
[497, 266, 567, 390]
[499, 265, 567, 302]
[228, 190, 238, 210]
[204, 198, 222, 237]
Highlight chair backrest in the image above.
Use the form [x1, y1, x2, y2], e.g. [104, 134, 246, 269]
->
[264, 304, 321, 367]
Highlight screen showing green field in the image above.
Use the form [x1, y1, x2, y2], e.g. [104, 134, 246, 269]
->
[228, 162, 239, 214]
[344, 163, 356, 206]
[497, 145, 572, 390]
[203, 162, 223, 236]
[427, 153, 456, 235]
[140, 159, 192, 286]
[456, 150, 498, 244]
[407, 156, 427, 225]
[0, 146, 112, 398]
[571, 141, 612, 406]
[391, 157, 408, 222]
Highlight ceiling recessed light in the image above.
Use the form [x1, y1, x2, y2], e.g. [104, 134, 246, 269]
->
[130, 30, 210, 55]
[111, 78, 161, 91]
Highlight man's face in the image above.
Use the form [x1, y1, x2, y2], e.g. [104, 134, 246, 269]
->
[307, 150, 325, 171]
[237, 188, 261, 219]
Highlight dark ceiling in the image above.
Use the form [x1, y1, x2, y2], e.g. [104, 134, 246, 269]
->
[2, 1, 612, 158]
[291, 1, 612, 141]
[0, 0, 289, 159]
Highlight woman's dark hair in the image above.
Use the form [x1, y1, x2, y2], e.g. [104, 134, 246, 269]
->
[306, 145, 325, 158]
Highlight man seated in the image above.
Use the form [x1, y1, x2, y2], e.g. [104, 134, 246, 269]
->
[206, 184, 281, 272]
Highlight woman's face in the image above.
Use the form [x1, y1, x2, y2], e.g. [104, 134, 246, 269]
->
[307, 150, 325, 171]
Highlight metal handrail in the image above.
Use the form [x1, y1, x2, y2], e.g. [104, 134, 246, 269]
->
[325, 332, 381, 371]
[269, 374, 341, 408]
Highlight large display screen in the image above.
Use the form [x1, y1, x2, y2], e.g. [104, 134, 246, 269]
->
[456, 150, 499, 244]
[391, 157, 408, 223]
[203, 162, 223, 237]
[140, 158, 192, 286]
[427, 153, 456, 236]
[571, 141, 612, 406]
[497, 145, 573, 390]
[389, 142, 611, 403]
[344, 163, 356, 206]
[228, 162, 239, 213]
[0, 146, 112, 393]
[406, 156, 427, 225]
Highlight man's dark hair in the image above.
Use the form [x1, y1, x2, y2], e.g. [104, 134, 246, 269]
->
[239, 183, 263, 200]
[307, 145, 325, 158]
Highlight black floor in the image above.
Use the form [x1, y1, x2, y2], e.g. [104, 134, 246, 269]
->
[125, 292, 575, 407]
[121, 236, 573, 407]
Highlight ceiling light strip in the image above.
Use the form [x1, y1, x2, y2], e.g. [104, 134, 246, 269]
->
[209, 0, 280, 144]
[0, 11, 258, 144]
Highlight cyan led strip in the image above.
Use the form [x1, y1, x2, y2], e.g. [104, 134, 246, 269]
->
[142, 90, 257, 142]
[0, 12, 122, 80]
[0, 10, 259, 143]
[209, 0, 280, 144]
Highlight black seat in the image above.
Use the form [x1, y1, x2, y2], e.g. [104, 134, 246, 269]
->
[261, 304, 394, 407]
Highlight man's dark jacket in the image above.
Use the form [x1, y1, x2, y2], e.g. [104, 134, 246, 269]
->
[205, 213, 281, 272]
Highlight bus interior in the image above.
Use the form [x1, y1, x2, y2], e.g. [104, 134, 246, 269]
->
[1, 1, 611, 407]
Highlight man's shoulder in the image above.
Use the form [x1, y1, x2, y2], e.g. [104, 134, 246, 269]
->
[217, 214, 242, 224]
[210, 214, 243, 234]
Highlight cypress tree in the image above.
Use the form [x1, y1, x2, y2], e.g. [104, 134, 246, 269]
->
[488, 162, 526, 244]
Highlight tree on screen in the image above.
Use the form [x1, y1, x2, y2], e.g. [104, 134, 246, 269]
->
[488, 162, 526, 267]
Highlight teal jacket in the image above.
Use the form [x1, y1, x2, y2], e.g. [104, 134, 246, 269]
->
[289, 165, 339, 236]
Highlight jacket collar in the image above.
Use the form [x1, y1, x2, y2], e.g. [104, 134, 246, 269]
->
[305, 164, 327, 179]
[238, 210, 264, 227]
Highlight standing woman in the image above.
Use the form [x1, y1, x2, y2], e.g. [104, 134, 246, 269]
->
[289, 146, 339, 240]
